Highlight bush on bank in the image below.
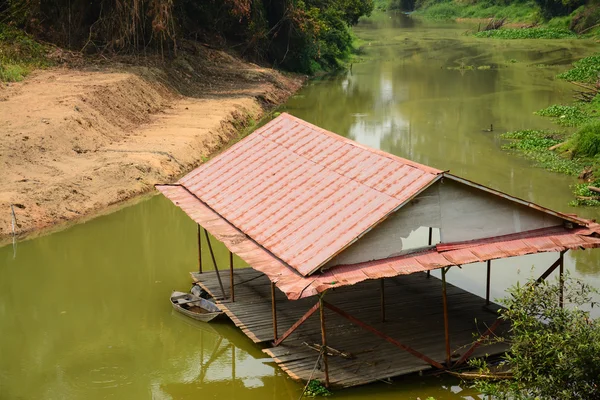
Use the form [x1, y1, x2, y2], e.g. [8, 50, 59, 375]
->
[0, 0, 374, 74]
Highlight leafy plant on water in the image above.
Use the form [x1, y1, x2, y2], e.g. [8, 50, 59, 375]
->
[474, 27, 576, 39]
[557, 54, 600, 83]
[304, 380, 332, 397]
[536, 104, 591, 127]
[570, 182, 600, 207]
[470, 276, 600, 399]
[501, 130, 584, 175]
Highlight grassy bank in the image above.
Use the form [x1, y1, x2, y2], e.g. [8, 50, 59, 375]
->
[390, 0, 600, 38]
[412, 0, 540, 22]
[499, 53, 600, 206]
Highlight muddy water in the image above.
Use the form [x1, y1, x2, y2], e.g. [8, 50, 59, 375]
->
[2, 13, 600, 400]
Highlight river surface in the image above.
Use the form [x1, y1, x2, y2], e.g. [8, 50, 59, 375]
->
[2, 13, 600, 400]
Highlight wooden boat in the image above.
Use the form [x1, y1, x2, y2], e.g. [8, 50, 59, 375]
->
[170, 291, 223, 322]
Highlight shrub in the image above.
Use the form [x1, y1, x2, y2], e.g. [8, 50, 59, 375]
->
[471, 276, 600, 400]
[572, 122, 600, 157]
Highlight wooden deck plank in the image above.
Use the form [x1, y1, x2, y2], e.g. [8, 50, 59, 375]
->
[191, 269, 509, 388]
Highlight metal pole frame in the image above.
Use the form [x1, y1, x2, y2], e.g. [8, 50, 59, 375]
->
[441, 266, 451, 366]
[427, 227, 433, 278]
[271, 281, 278, 341]
[229, 251, 235, 302]
[273, 301, 320, 347]
[324, 301, 445, 369]
[197, 224, 203, 274]
[319, 293, 330, 388]
[559, 251, 564, 309]
[486, 260, 491, 306]
[380, 279, 386, 322]
[204, 229, 227, 300]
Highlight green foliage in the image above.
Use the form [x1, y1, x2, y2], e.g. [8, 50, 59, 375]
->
[501, 129, 585, 175]
[570, 182, 600, 206]
[0, 0, 374, 75]
[532, 0, 586, 19]
[471, 276, 600, 399]
[474, 27, 576, 39]
[412, 0, 542, 22]
[416, 2, 459, 20]
[557, 53, 600, 83]
[0, 23, 50, 82]
[571, 121, 600, 157]
[305, 380, 332, 397]
[536, 104, 591, 127]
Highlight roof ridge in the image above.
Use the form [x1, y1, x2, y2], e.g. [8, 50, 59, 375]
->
[279, 113, 443, 176]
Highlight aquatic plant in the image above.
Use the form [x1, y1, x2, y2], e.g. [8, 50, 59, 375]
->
[557, 54, 600, 83]
[470, 276, 600, 399]
[501, 129, 584, 175]
[305, 380, 333, 397]
[570, 182, 600, 206]
[536, 104, 591, 127]
[474, 27, 576, 39]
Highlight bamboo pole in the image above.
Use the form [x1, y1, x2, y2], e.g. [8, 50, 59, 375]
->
[427, 227, 433, 278]
[197, 225, 203, 274]
[271, 281, 278, 341]
[486, 260, 491, 306]
[442, 267, 451, 366]
[559, 251, 564, 309]
[204, 229, 226, 300]
[229, 251, 235, 302]
[380, 279, 386, 322]
[319, 293, 330, 388]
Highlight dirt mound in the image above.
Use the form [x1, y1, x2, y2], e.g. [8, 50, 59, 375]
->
[0, 47, 303, 241]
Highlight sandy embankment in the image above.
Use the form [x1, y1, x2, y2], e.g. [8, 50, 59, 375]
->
[0, 45, 303, 241]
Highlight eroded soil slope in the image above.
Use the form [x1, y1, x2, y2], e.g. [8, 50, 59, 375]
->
[0, 45, 303, 240]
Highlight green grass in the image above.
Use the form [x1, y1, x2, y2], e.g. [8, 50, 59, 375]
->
[571, 121, 600, 157]
[0, 24, 50, 82]
[474, 27, 576, 39]
[557, 54, 600, 83]
[501, 129, 586, 175]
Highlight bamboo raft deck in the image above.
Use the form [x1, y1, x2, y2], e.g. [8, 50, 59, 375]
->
[192, 268, 510, 388]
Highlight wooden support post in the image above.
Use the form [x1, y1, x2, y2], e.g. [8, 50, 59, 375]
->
[427, 228, 433, 278]
[271, 281, 278, 341]
[197, 225, 203, 274]
[229, 251, 235, 302]
[486, 260, 491, 306]
[204, 229, 226, 300]
[319, 294, 330, 388]
[380, 279, 386, 322]
[559, 251, 564, 309]
[441, 267, 451, 366]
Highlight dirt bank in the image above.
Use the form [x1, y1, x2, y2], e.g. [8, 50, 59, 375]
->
[0, 44, 303, 241]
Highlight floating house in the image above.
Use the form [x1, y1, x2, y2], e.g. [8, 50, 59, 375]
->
[157, 113, 600, 389]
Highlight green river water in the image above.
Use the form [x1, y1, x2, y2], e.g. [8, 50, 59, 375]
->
[2, 12, 600, 400]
